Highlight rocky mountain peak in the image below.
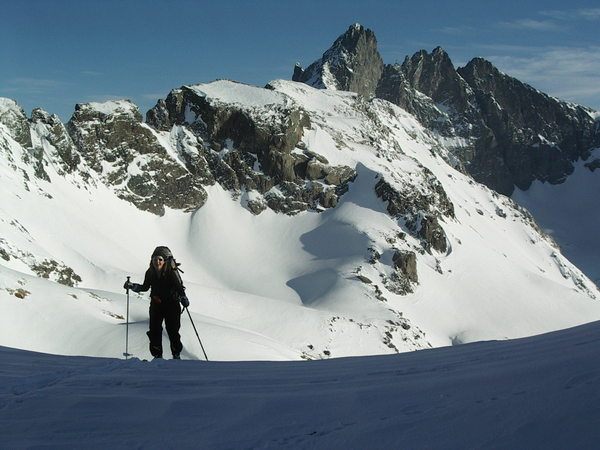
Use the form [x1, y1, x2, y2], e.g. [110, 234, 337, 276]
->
[31, 108, 61, 126]
[457, 57, 521, 97]
[376, 64, 452, 135]
[0, 98, 32, 148]
[401, 47, 472, 112]
[27, 108, 83, 178]
[0, 97, 25, 118]
[407, 46, 452, 67]
[71, 100, 142, 123]
[292, 23, 383, 97]
[432, 46, 447, 56]
[459, 57, 497, 79]
[328, 22, 373, 51]
[292, 63, 304, 82]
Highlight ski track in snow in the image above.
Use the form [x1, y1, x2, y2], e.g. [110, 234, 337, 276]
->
[2, 321, 600, 449]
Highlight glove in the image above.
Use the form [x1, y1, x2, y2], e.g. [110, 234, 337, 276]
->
[124, 281, 142, 293]
[179, 293, 190, 308]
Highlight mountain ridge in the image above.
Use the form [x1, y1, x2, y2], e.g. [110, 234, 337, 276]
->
[295, 23, 599, 195]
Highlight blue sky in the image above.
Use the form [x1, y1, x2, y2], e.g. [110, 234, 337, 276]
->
[2, 0, 600, 120]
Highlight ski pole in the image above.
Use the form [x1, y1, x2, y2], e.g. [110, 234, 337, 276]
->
[123, 276, 132, 360]
[185, 307, 209, 361]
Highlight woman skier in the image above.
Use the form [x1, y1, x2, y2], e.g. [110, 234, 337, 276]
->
[124, 246, 189, 359]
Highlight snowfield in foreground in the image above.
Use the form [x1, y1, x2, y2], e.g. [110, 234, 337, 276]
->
[2, 320, 600, 449]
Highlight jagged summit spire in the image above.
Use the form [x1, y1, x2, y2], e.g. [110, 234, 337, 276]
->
[337, 22, 368, 40]
[399, 47, 466, 106]
[292, 23, 383, 97]
[460, 57, 497, 73]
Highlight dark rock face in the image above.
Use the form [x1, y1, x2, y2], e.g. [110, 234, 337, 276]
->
[386, 51, 599, 194]
[293, 24, 383, 98]
[401, 47, 478, 122]
[1, 102, 87, 183]
[374, 174, 455, 219]
[417, 215, 447, 253]
[146, 86, 309, 181]
[67, 101, 208, 215]
[376, 64, 452, 134]
[293, 63, 304, 82]
[374, 174, 453, 253]
[68, 102, 143, 173]
[383, 249, 419, 296]
[458, 58, 598, 192]
[392, 250, 418, 283]
[144, 98, 171, 132]
[389, 49, 514, 194]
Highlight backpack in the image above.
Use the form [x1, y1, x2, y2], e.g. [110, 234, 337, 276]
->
[169, 254, 185, 285]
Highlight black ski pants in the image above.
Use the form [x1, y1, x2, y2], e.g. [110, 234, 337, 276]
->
[147, 300, 183, 358]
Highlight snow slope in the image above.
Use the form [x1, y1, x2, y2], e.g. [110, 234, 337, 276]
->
[513, 148, 600, 286]
[1, 80, 599, 361]
[2, 320, 600, 449]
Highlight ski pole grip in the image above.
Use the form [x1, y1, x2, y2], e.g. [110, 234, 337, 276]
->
[126, 276, 130, 292]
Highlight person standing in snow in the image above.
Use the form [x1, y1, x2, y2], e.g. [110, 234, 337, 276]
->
[124, 246, 189, 359]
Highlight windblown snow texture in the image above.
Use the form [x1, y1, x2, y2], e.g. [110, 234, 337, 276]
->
[1, 320, 600, 448]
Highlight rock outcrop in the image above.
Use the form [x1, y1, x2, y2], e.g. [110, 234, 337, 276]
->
[374, 171, 454, 254]
[67, 100, 208, 215]
[146, 81, 357, 215]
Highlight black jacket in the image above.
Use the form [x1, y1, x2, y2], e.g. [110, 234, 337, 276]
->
[139, 266, 184, 304]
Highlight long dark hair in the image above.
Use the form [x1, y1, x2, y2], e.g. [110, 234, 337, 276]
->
[147, 256, 175, 279]
[147, 246, 175, 278]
